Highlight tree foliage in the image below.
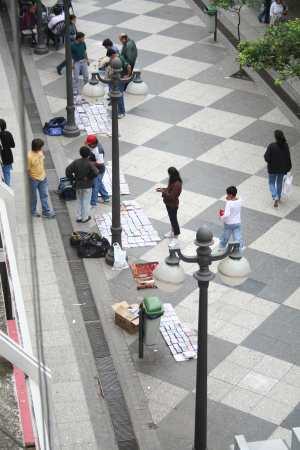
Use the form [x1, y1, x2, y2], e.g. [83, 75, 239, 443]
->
[238, 19, 300, 82]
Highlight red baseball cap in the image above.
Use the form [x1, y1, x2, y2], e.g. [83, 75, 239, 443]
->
[85, 134, 97, 145]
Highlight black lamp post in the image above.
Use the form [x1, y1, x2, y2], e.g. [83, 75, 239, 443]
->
[63, 0, 80, 138]
[154, 227, 250, 450]
[97, 59, 123, 265]
[34, 0, 48, 55]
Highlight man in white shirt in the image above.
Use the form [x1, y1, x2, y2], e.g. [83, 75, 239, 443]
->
[270, 0, 284, 25]
[47, 7, 65, 49]
[85, 135, 110, 206]
[218, 185, 243, 251]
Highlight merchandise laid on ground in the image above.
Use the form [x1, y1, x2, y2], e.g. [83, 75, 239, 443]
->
[75, 100, 112, 136]
[160, 303, 197, 362]
[102, 162, 130, 196]
[95, 201, 161, 248]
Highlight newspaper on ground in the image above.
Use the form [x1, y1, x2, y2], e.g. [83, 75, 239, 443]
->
[102, 162, 130, 196]
[160, 303, 197, 362]
[75, 100, 112, 136]
[95, 200, 161, 248]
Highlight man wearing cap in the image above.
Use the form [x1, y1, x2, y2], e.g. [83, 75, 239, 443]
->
[107, 48, 131, 118]
[85, 134, 110, 205]
[65, 146, 98, 223]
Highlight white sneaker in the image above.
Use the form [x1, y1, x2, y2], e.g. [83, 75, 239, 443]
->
[164, 231, 174, 238]
[169, 238, 180, 249]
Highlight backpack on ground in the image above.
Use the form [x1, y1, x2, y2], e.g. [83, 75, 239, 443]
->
[70, 231, 101, 247]
[58, 177, 76, 201]
[77, 236, 110, 258]
[43, 117, 66, 136]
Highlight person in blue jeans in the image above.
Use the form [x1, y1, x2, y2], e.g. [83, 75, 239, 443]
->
[71, 32, 89, 95]
[85, 134, 110, 206]
[0, 119, 15, 186]
[27, 138, 55, 218]
[217, 186, 243, 253]
[264, 130, 292, 208]
[106, 48, 132, 119]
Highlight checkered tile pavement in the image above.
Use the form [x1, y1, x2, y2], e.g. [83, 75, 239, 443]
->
[33, 0, 300, 448]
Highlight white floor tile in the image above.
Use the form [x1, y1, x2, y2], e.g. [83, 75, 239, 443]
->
[125, 93, 155, 112]
[161, 80, 230, 107]
[169, 0, 191, 8]
[207, 376, 234, 401]
[183, 15, 206, 26]
[284, 287, 300, 310]
[107, 0, 161, 14]
[73, 4, 101, 17]
[226, 347, 265, 369]
[254, 355, 292, 380]
[268, 381, 300, 408]
[47, 95, 66, 114]
[118, 114, 172, 145]
[282, 365, 300, 388]
[137, 34, 192, 55]
[260, 107, 293, 128]
[238, 371, 278, 395]
[118, 15, 176, 33]
[210, 360, 250, 385]
[178, 108, 256, 138]
[251, 397, 292, 425]
[145, 56, 211, 79]
[76, 19, 111, 38]
[120, 146, 191, 181]
[221, 385, 262, 414]
[269, 427, 292, 449]
[197, 139, 266, 174]
[38, 70, 61, 86]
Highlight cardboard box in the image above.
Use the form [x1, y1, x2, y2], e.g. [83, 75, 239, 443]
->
[112, 302, 139, 334]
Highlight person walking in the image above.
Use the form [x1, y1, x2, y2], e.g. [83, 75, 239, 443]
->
[27, 138, 55, 218]
[156, 167, 182, 244]
[217, 186, 243, 252]
[0, 119, 15, 186]
[119, 33, 137, 91]
[85, 134, 110, 206]
[264, 129, 292, 208]
[71, 32, 89, 96]
[258, 0, 271, 23]
[56, 14, 77, 75]
[65, 146, 98, 223]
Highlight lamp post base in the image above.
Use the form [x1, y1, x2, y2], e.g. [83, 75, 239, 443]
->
[63, 124, 80, 138]
[34, 45, 49, 55]
[105, 246, 114, 266]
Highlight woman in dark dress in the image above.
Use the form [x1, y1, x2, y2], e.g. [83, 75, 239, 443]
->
[264, 129, 292, 208]
[157, 167, 182, 244]
[0, 119, 15, 186]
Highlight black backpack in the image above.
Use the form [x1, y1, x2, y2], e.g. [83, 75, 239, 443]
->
[77, 237, 110, 258]
[58, 177, 76, 201]
[43, 117, 66, 136]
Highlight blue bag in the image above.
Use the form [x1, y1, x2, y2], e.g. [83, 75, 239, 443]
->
[43, 117, 67, 136]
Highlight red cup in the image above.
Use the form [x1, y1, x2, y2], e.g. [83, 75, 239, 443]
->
[219, 209, 224, 217]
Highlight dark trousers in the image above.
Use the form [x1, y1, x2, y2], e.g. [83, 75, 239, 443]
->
[258, 0, 271, 23]
[57, 59, 66, 71]
[166, 205, 180, 236]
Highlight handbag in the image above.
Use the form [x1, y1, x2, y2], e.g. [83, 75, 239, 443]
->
[77, 236, 110, 258]
[282, 173, 293, 197]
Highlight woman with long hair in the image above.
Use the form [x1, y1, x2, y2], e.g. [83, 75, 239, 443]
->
[0, 119, 15, 186]
[264, 129, 292, 208]
[156, 167, 182, 243]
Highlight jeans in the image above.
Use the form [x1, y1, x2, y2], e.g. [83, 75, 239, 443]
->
[268, 173, 285, 200]
[219, 223, 243, 248]
[2, 164, 12, 186]
[30, 177, 51, 215]
[73, 60, 89, 95]
[76, 188, 92, 221]
[109, 81, 125, 115]
[166, 206, 180, 236]
[91, 171, 109, 205]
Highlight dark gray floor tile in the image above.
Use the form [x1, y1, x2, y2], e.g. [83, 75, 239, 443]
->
[125, 174, 155, 198]
[233, 120, 300, 148]
[90, 27, 150, 44]
[130, 96, 200, 124]
[286, 205, 300, 222]
[147, 4, 194, 21]
[80, 9, 135, 24]
[175, 42, 227, 64]
[142, 70, 182, 95]
[207, 400, 276, 450]
[135, 49, 165, 68]
[44, 77, 67, 99]
[243, 248, 300, 303]
[159, 22, 209, 41]
[184, 199, 224, 236]
[234, 278, 267, 297]
[179, 160, 249, 198]
[145, 126, 224, 159]
[244, 331, 300, 366]
[281, 403, 300, 429]
[208, 335, 236, 373]
[210, 90, 274, 118]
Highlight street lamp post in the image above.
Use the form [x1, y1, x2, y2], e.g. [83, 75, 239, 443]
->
[97, 59, 123, 265]
[34, 0, 49, 55]
[63, 0, 80, 138]
[154, 227, 250, 450]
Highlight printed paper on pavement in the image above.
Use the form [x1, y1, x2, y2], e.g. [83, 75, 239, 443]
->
[75, 101, 112, 136]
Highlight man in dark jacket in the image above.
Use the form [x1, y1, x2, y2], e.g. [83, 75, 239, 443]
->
[0, 118, 15, 186]
[119, 33, 137, 91]
[66, 146, 98, 223]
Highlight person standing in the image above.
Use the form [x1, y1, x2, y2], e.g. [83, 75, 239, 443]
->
[107, 48, 131, 119]
[0, 119, 15, 186]
[65, 146, 98, 223]
[264, 130, 292, 208]
[217, 186, 243, 252]
[71, 32, 89, 96]
[119, 33, 137, 91]
[102, 38, 119, 56]
[56, 14, 77, 75]
[27, 138, 55, 218]
[156, 167, 182, 244]
[258, 0, 271, 23]
[270, 0, 284, 25]
[85, 134, 110, 206]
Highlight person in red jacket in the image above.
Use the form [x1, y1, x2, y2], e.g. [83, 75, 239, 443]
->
[157, 167, 182, 244]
